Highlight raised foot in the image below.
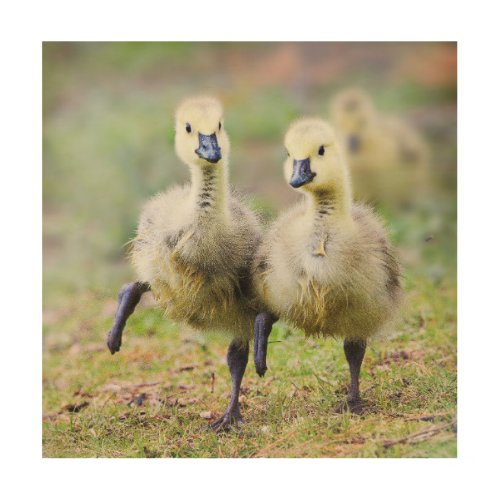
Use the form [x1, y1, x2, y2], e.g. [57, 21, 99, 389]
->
[210, 411, 244, 433]
[254, 312, 276, 377]
[255, 358, 267, 378]
[106, 329, 121, 354]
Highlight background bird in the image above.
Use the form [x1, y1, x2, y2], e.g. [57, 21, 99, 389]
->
[330, 88, 430, 206]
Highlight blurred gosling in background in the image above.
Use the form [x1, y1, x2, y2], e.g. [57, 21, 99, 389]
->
[330, 88, 430, 206]
[253, 118, 402, 412]
[107, 96, 263, 431]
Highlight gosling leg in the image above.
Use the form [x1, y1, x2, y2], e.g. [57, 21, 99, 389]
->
[211, 339, 249, 432]
[106, 281, 150, 354]
[253, 312, 278, 377]
[343, 339, 366, 413]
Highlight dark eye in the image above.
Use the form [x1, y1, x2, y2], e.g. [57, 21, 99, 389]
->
[285, 149, 290, 157]
[218, 121, 222, 131]
[185, 123, 192, 133]
[318, 145, 325, 156]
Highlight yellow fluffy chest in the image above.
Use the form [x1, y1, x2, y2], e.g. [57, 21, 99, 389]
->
[150, 231, 244, 325]
[265, 231, 338, 300]
[261, 224, 368, 337]
[131, 187, 261, 339]
[264, 261, 351, 337]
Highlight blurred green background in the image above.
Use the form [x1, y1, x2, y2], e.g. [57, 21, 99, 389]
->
[43, 42, 456, 303]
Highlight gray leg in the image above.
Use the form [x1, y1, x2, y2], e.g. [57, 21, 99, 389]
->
[253, 312, 278, 377]
[106, 281, 150, 354]
[343, 340, 366, 413]
[211, 339, 249, 432]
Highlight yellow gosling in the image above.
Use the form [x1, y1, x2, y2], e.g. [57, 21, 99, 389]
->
[253, 118, 403, 412]
[330, 88, 430, 204]
[107, 96, 262, 431]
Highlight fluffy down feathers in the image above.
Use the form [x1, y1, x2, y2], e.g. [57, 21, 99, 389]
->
[254, 202, 401, 340]
[253, 117, 402, 341]
[131, 186, 262, 340]
[130, 96, 262, 342]
[330, 88, 430, 203]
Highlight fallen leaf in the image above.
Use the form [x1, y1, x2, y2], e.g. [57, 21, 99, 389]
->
[62, 401, 89, 413]
[178, 384, 195, 390]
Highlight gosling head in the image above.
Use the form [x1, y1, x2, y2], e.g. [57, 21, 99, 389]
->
[284, 118, 351, 197]
[329, 88, 375, 154]
[175, 96, 230, 167]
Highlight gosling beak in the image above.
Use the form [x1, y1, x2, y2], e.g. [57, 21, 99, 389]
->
[195, 132, 222, 164]
[347, 134, 361, 153]
[289, 158, 316, 188]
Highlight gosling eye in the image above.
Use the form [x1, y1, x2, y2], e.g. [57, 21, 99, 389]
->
[218, 121, 222, 131]
[185, 123, 192, 133]
[285, 149, 290, 157]
[318, 145, 325, 156]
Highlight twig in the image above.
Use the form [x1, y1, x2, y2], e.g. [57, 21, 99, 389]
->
[403, 412, 454, 422]
[382, 420, 456, 448]
[385, 411, 455, 421]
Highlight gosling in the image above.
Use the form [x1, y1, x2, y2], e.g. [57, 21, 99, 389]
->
[253, 118, 402, 412]
[330, 88, 429, 204]
[107, 96, 262, 431]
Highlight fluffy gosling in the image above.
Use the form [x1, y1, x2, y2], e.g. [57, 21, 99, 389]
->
[253, 118, 403, 412]
[330, 88, 430, 204]
[107, 96, 262, 431]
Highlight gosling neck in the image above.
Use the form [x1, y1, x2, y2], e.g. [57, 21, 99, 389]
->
[306, 187, 353, 228]
[189, 161, 230, 221]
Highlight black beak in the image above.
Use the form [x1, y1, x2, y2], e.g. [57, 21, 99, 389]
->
[289, 158, 316, 188]
[195, 132, 222, 164]
[347, 134, 361, 153]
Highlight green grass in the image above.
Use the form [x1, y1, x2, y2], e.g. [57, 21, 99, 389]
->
[43, 42, 456, 458]
[43, 263, 456, 458]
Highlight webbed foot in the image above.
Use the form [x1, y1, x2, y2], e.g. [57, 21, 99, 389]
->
[210, 409, 244, 432]
[346, 396, 365, 414]
[333, 397, 366, 415]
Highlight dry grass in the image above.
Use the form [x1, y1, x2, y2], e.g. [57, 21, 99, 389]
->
[43, 268, 456, 458]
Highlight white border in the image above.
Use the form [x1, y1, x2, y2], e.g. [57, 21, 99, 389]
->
[2, 0, 498, 498]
